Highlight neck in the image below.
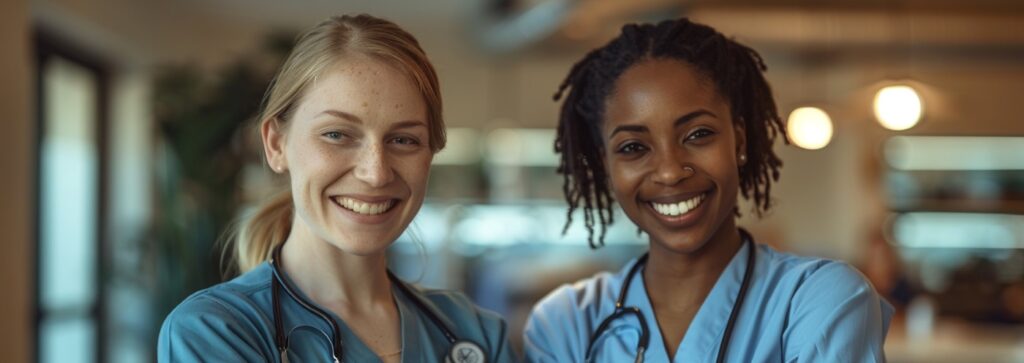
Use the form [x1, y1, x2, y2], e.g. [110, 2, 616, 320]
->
[643, 219, 743, 307]
[279, 221, 393, 311]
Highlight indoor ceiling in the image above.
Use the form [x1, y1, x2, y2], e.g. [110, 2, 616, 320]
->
[181, 0, 1024, 50]
[30, 0, 1024, 70]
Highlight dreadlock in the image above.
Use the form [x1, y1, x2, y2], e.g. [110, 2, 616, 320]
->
[554, 18, 787, 248]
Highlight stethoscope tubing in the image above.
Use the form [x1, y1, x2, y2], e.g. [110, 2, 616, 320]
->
[269, 243, 481, 362]
[585, 230, 756, 363]
[716, 232, 756, 363]
[270, 246, 345, 359]
[387, 270, 460, 343]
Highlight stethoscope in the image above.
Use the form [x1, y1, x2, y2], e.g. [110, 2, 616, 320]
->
[269, 244, 487, 363]
[585, 229, 757, 363]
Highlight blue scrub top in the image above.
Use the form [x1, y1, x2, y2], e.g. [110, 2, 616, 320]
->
[524, 242, 894, 362]
[159, 262, 516, 362]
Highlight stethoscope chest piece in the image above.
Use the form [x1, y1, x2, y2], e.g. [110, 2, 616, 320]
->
[444, 340, 487, 363]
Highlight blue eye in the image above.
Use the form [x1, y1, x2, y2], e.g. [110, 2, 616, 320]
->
[323, 131, 344, 140]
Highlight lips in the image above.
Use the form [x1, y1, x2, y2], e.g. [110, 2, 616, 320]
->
[331, 196, 398, 216]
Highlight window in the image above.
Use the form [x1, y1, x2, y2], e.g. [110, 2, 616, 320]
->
[35, 31, 109, 363]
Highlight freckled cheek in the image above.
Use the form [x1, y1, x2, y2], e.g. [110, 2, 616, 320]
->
[392, 153, 433, 193]
[315, 146, 358, 167]
[287, 144, 356, 185]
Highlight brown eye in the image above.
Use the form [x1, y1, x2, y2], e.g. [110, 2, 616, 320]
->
[616, 142, 648, 154]
[686, 128, 715, 141]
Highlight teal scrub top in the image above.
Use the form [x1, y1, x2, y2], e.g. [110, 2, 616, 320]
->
[523, 242, 894, 362]
[159, 262, 516, 362]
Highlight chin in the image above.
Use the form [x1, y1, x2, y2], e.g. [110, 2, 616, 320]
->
[327, 238, 392, 256]
[325, 228, 403, 256]
[649, 231, 713, 254]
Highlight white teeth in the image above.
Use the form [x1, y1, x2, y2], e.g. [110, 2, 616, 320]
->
[335, 197, 394, 215]
[650, 194, 705, 217]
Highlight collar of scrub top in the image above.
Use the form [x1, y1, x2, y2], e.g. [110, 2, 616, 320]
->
[584, 228, 757, 363]
[269, 243, 489, 363]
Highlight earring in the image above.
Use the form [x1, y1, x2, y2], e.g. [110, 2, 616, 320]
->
[739, 154, 747, 165]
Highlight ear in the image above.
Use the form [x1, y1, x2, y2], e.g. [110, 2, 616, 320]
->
[261, 117, 288, 173]
[734, 120, 748, 167]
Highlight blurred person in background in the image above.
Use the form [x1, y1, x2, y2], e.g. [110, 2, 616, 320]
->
[862, 223, 915, 312]
[523, 18, 892, 362]
[158, 14, 514, 363]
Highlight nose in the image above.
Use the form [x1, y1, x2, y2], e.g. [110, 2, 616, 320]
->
[650, 151, 695, 186]
[353, 142, 395, 188]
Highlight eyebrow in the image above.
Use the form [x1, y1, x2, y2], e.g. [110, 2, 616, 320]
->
[319, 109, 362, 123]
[319, 109, 427, 129]
[391, 120, 428, 130]
[608, 109, 717, 138]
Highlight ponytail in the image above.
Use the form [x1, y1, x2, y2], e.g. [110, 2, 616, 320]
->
[231, 189, 293, 273]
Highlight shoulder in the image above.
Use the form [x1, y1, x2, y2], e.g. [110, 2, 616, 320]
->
[415, 287, 517, 362]
[750, 245, 868, 297]
[160, 264, 273, 338]
[529, 269, 619, 326]
[160, 291, 242, 340]
[420, 288, 502, 323]
[757, 245, 893, 319]
[158, 265, 275, 361]
[523, 264, 630, 362]
[758, 246, 893, 361]
[757, 246, 881, 304]
[776, 248, 893, 325]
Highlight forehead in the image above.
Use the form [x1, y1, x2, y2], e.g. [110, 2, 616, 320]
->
[604, 59, 726, 125]
[298, 56, 426, 118]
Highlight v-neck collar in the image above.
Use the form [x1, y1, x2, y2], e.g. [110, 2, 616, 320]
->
[272, 264, 412, 362]
[628, 241, 753, 362]
[395, 287, 419, 363]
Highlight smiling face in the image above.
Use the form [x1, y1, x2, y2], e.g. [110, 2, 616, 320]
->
[603, 58, 745, 254]
[263, 56, 433, 256]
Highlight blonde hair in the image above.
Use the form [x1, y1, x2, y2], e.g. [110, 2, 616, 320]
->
[231, 14, 445, 273]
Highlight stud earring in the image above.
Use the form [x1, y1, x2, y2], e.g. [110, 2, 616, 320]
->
[739, 154, 747, 165]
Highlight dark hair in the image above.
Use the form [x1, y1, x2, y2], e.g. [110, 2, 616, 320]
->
[554, 18, 787, 248]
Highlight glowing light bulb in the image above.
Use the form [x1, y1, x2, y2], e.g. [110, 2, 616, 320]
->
[874, 85, 923, 131]
[786, 107, 833, 150]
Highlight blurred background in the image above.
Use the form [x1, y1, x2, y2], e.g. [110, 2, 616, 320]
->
[2, 0, 1024, 362]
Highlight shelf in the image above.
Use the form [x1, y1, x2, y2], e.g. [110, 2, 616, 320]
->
[889, 199, 1024, 215]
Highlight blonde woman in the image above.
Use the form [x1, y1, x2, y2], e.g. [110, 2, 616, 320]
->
[159, 15, 514, 363]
